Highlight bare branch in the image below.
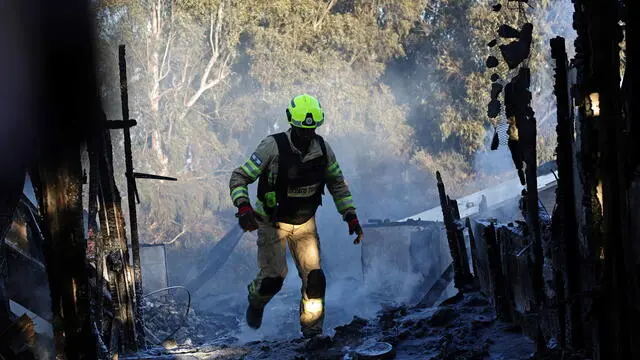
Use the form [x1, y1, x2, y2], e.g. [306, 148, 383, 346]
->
[129, 45, 148, 74]
[173, 52, 190, 89]
[159, 33, 174, 81]
[214, 0, 224, 55]
[209, 7, 215, 54]
[185, 1, 229, 108]
[185, 75, 223, 107]
[314, 0, 337, 31]
[348, 50, 361, 66]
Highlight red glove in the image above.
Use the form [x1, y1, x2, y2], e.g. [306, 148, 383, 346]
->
[236, 205, 259, 232]
[345, 213, 364, 244]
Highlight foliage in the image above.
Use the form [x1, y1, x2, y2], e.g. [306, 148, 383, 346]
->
[385, 0, 569, 162]
[95, 0, 569, 245]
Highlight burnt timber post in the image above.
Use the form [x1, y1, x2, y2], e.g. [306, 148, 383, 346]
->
[436, 171, 472, 290]
[449, 197, 472, 284]
[577, 0, 635, 358]
[37, 150, 97, 359]
[483, 222, 511, 321]
[87, 135, 104, 345]
[93, 113, 138, 353]
[465, 218, 479, 281]
[550, 36, 583, 351]
[570, 0, 604, 355]
[118, 45, 146, 348]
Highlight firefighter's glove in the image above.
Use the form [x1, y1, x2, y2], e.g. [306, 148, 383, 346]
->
[344, 213, 364, 245]
[236, 205, 259, 232]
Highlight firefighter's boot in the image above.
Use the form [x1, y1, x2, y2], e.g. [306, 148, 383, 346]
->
[246, 303, 265, 329]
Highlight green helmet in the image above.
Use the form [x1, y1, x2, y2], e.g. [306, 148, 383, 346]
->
[286, 94, 324, 129]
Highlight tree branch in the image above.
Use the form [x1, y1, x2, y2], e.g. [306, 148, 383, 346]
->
[314, 0, 337, 31]
[185, 1, 229, 108]
[159, 32, 174, 81]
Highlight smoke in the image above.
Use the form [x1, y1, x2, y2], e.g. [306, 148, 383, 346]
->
[155, 0, 578, 346]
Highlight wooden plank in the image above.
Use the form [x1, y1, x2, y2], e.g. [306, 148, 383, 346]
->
[449, 198, 472, 285]
[465, 218, 480, 279]
[483, 222, 511, 322]
[436, 172, 468, 290]
[471, 221, 493, 299]
[551, 36, 584, 350]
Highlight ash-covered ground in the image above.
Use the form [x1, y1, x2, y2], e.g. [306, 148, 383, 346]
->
[127, 289, 542, 360]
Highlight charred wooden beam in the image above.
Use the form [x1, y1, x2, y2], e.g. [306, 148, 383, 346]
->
[436, 172, 472, 290]
[570, 1, 605, 356]
[93, 115, 138, 353]
[508, 66, 545, 351]
[588, 0, 635, 357]
[550, 36, 584, 351]
[87, 127, 105, 349]
[483, 222, 511, 321]
[104, 120, 137, 129]
[449, 198, 473, 285]
[118, 44, 146, 349]
[133, 172, 178, 182]
[465, 218, 479, 279]
[37, 148, 97, 359]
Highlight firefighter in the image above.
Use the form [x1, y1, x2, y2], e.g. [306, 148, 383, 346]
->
[228, 94, 363, 338]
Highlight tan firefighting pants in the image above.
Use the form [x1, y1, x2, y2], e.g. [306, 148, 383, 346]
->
[247, 216, 325, 336]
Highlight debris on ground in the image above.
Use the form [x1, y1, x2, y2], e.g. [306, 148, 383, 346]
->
[126, 290, 546, 360]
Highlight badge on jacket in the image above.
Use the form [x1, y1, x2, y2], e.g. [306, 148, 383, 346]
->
[287, 183, 320, 198]
[250, 153, 263, 166]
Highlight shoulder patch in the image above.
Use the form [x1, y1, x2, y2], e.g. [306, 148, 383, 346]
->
[250, 153, 263, 166]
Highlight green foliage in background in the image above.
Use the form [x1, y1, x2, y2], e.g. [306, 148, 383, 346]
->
[96, 0, 568, 246]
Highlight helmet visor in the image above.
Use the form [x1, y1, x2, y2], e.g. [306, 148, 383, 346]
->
[289, 108, 324, 128]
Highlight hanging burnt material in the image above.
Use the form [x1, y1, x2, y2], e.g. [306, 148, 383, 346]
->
[498, 24, 521, 39]
[486, 9, 542, 330]
[510, 66, 544, 315]
[491, 128, 500, 150]
[504, 81, 525, 185]
[491, 83, 504, 99]
[488, 99, 501, 118]
[500, 23, 533, 69]
[486, 56, 500, 68]
[488, 83, 504, 120]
